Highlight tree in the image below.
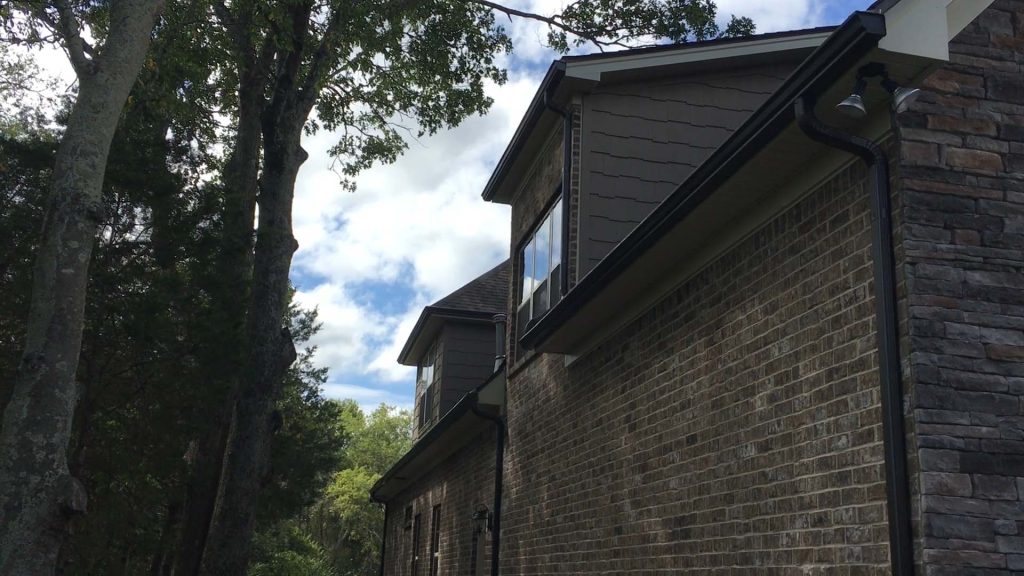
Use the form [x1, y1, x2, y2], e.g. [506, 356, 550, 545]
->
[191, 1, 752, 572]
[0, 1, 165, 572]
[303, 402, 413, 575]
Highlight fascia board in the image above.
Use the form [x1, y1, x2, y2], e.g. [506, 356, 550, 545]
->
[878, 0, 996, 61]
[565, 32, 832, 82]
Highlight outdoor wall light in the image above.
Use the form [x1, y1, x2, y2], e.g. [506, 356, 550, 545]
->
[881, 76, 922, 113]
[836, 63, 921, 117]
[836, 76, 869, 118]
[472, 507, 492, 533]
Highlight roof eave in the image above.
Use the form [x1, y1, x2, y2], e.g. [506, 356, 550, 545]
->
[370, 366, 506, 502]
[481, 61, 566, 204]
[397, 306, 498, 366]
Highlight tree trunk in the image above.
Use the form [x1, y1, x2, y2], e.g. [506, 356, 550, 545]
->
[0, 2, 163, 573]
[199, 105, 305, 575]
[173, 84, 264, 576]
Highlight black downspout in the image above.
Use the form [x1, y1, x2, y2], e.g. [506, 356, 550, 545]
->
[544, 76, 572, 296]
[794, 94, 914, 576]
[378, 503, 388, 576]
[471, 402, 504, 576]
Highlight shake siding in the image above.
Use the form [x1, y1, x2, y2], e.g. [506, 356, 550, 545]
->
[503, 158, 892, 574]
[440, 323, 497, 415]
[577, 63, 795, 275]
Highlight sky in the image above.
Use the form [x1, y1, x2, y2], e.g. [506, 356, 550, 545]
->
[25, 0, 873, 412]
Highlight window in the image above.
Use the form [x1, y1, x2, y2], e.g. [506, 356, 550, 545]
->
[518, 197, 563, 336]
[417, 342, 440, 433]
[429, 505, 442, 576]
[410, 513, 422, 575]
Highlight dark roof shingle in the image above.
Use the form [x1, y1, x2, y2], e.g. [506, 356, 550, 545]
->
[431, 259, 509, 315]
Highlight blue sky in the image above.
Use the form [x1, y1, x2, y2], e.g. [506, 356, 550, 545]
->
[287, 0, 876, 412]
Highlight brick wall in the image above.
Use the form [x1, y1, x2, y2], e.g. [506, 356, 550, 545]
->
[382, 428, 497, 576]
[502, 158, 891, 574]
[897, 2, 1024, 574]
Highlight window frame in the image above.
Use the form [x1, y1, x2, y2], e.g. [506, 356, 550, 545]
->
[429, 505, 442, 576]
[416, 341, 441, 432]
[411, 512, 422, 575]
[518, 194, 564, 338]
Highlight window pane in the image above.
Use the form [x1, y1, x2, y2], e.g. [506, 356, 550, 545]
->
[533, 277, 549, 316]
[535, 213, 550, 290]
[520, 238, 535, 306]
[550, 199, 562, 271]
[420, 343, 434, 385]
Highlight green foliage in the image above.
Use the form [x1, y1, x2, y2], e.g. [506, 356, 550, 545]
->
[250, 523, 336, 576]
[260, 306, 349, 526]
[296, 403, 413, 576]
[248, 403, 410, 576]
[546, 0, 754, 51]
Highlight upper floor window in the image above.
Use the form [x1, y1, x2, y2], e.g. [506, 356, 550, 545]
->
[518, 197, 562, 336]
[417, 342, 440, 432]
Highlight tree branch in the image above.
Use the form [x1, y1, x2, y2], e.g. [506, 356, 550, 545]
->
[467, 0, 624, 51]
[297, 5, 347, 114]
[50, 0, 96, 78]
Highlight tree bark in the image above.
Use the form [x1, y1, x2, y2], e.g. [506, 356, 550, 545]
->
[172, 80, 265, 576]
[199, 100, 306, 576]
[0, 1, 163, 573]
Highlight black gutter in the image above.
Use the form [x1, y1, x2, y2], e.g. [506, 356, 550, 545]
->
[543, 83, 572, 297]
[794, 94, 914, 576]
[470, 403, 504, 576]
[378, 503, 388, 576]
[520, 11, 887, 350]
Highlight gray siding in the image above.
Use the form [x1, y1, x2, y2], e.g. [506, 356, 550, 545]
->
[439, 323, 496, 415]
[577, 63, 796, 275]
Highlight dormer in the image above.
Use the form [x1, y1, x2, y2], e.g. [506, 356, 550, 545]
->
[398, 261, 509, 437]
[482, 29, 831, 359]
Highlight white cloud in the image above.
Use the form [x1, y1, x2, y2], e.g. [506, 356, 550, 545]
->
[716, 0, 828, 32]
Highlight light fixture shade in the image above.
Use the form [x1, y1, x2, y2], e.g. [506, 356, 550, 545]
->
[836, 93, 867, 118]
[892, 87, 921, 113]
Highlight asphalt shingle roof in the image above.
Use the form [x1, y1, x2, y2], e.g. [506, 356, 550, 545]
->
[431, 259, 509, 315]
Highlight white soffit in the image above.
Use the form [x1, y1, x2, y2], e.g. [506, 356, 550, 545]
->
[564, 32, 832, 82]
[879, 0, 996, 61]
